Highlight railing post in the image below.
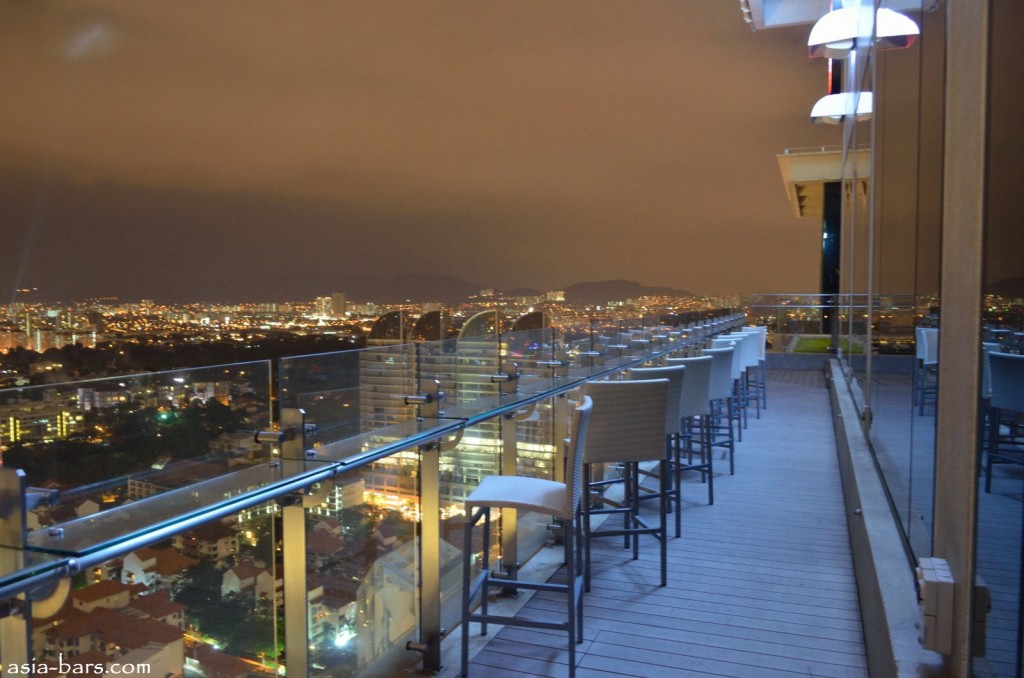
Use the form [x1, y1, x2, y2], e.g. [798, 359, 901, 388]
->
[0, 469, 31, 669]
[279, 408, 309, 678]
[416, 441, 444, 672]
[404, 372, 448, 673]
[500, 412, 520, 590]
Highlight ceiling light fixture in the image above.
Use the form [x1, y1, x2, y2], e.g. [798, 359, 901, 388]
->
[808, 7, 919, 59]
[810, 91, 873, 124]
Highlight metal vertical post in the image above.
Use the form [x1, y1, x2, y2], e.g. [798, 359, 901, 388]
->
[500, 413, 519, 585]
[407, 376, 445, 671]
[417, 442, 443, 672]
[279, 408, 308, 678]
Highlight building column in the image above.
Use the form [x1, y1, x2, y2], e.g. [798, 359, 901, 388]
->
[933, 2, 988, 675]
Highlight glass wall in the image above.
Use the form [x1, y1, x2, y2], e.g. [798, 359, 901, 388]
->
[847, 3, 945, 566]
[849, 2, 1022, 672]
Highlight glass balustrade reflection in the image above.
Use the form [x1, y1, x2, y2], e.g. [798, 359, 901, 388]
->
[435, 420, 501, 636]
[279, 343, 419, 450]
[303, 462, 424, 678]
[0, 362, 272, 543]
[28, 501, 279, 677]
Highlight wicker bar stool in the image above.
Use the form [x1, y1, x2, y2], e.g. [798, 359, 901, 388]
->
[712, 336, 748, 436]
[914, 327, 939, 416]
[666, 355, 715, 506]
[743, 325, 769, 410]
[984, 352, 1024, 493]
[702, 346, 737, 475]
[460, 396, 593, 677]
[724, 329, 763, 420]
[628, 364, 686, 538]
[581, 378, 670, 591]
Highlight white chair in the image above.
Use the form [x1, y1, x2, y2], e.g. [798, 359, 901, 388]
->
[460, 396, 593, 677]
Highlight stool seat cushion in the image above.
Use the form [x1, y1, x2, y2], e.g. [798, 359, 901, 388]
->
[466, 475, 571, 519]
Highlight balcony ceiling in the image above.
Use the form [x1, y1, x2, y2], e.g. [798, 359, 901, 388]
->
[740, 0, 924, 31]
[776, 147, 871, 218]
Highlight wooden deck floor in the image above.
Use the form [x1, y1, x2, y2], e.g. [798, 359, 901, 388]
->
[457, 369, 868, 677]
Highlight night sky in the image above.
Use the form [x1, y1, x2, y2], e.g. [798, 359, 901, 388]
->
[1, 2, 838, 303]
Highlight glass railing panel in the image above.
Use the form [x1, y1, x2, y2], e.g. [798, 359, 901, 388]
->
[0, 360, 272, 524]
[560, 320, 607, 377]
[177, 502, 280, 672]
[279, 343, 419, 450]
[307, 418, 464, 465]
[864, 296, 927, 559]
[26, 463, 284, 557]
[304, 461, 423, 677]
[415, 336, 462, 411]
[28, 501, 279, 677]
[436, 410, 503, 634]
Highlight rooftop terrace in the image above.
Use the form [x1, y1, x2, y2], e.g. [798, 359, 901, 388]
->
[453, 368, 871, 677]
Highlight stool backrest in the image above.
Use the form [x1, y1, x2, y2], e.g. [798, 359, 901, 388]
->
[724, 331, 759, 370]
[981, 342, 1000, 400]
[711, 338, 743, 380]
[667, 355, 712, 418]
[702, 347, 735, 401]
[565, 395, 593, 517]
[915, 327, 939, 365]
[988, 351, 1024, 413]
[629, 364, 686, 436]
[582, 379, 669, 465]
[743, 326, 768, 361]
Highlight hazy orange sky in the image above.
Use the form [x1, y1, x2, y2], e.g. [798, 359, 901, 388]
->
[1, 2, 839, 303]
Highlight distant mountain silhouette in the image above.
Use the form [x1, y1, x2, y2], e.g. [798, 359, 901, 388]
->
[563, 280, 695, 304]
[62, 271, 695, 306]
[501, 287, 543, 297]
[219, 275, 693, 305]
[213, 272, 478, 304]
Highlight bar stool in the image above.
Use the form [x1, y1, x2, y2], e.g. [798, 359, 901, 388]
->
[914, 327, 939, 416]
[628, 364, 686, 538]
[666, 355, 715, 506]
[702, 347, 736, 475]
[981, 341, 1000, 400]
[720, 331, 760, 421]
[711, 336, 747, 435]
[460, 396, 593, 677]
[743, 325, 769, 410]
[581, 379, 670, 591]
[984, 352, 1024, 493]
